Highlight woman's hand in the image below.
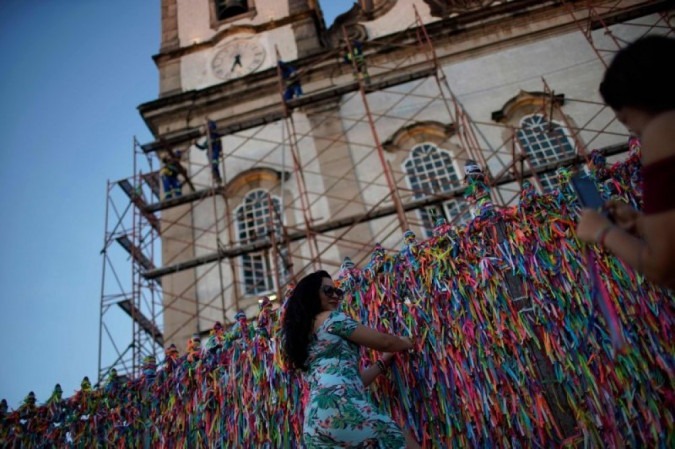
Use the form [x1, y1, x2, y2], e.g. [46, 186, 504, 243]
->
[400, 336, 414, 350]
[606, 200, 640, 234]
[577, 208, 613, 244]
[381, 352, 394, 365]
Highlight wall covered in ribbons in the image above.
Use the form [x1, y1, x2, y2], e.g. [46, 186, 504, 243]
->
[2, 139, 672, 448]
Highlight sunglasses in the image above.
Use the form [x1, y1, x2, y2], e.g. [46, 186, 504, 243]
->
[321, 285, 344, 298]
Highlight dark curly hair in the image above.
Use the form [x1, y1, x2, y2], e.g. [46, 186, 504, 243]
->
[600, 35, 675, 114]
[281, 270, 331, 371]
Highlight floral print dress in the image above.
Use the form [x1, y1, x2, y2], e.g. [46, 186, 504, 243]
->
[303, 311, 405, 448]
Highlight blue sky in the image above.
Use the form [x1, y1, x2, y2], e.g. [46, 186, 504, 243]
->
[0, 0, 354, 409]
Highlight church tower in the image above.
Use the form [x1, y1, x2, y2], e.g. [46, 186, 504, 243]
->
[155, 0, 323, 97]
[138, 0, 338, 347]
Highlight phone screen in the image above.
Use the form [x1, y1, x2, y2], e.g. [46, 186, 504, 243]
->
[570, 173, 605, 211]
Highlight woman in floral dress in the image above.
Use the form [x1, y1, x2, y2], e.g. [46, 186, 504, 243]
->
[282, 270, 421, 448]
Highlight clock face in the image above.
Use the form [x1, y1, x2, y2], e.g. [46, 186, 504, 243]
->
[211, 38, 266, 81]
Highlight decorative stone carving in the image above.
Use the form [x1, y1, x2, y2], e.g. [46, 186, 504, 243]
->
[324, 0, 397, 48]
[325, 23, 368, 49]
[383, 121, 456, 152]
[491, 91, 565, 123]
[422, 0, 508, 18]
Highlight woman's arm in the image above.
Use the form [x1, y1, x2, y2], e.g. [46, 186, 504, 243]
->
[360, 353, 393, 387]
[577, 209, 675, 287]
[360, 362, 385, 388]
[346, 324, 413, 352]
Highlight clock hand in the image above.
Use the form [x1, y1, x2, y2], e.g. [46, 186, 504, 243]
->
[231, 54, 242, 72]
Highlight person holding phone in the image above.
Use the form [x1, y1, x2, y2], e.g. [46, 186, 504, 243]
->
[281, 270, 421, 448]
[576, 35, 675, 289]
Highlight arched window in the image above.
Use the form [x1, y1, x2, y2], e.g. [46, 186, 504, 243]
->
[235, 189, 286, 295]
[214, 0, 249, 21]
[517, 114, 575, 192]
[404, 143, 469, 236]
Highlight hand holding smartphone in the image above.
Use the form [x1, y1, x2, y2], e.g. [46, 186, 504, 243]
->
[570, 173, 610, 218]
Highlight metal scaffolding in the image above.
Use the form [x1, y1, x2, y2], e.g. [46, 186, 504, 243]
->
[98, 139, 163, 382]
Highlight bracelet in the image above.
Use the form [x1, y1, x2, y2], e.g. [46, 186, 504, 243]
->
[594, 224, 613, 246]
[375, 360, 387, 372]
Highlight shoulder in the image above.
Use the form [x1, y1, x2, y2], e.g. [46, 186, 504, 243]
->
[324, 311, 359, 337]
[312, 311, 332, 331]
[320, 310, 352, 326]
[642, 110, 675, 164]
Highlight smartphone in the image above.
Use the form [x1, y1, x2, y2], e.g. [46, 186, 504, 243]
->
[570, 173, 606, 212]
